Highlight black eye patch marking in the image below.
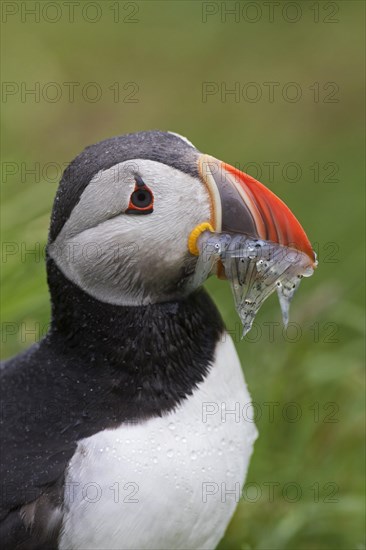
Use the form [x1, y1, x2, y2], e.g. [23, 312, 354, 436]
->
[126, 175, 154, 215]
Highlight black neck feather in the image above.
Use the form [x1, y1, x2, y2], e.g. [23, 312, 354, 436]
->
[46, 258, 224, 419]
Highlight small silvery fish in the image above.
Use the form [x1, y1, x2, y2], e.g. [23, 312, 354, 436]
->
[192, 231, 317, 337]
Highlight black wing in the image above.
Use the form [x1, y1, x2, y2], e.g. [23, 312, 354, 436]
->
[0, 339, 130, 546]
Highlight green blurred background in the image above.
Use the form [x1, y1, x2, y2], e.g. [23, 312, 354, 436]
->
[1, 1, 364, 549]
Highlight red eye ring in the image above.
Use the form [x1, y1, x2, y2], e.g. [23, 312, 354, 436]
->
[126, 177, 154, 215]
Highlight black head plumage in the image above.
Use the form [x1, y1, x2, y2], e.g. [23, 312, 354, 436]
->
[49, 131, 200, 242]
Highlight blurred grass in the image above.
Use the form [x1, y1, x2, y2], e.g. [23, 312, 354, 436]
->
[1, 1, 364, 549]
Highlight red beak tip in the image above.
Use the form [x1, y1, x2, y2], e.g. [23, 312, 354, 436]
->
[222, 161, 315, 265]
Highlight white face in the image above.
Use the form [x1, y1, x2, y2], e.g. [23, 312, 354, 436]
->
[48, 159, 212, 305]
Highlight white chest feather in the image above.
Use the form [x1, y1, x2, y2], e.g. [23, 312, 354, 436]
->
[59, 336, 258, 550]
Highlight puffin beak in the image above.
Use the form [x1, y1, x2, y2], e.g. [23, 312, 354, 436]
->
[199, 155, 316, 265]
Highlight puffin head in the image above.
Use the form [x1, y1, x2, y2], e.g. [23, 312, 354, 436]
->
[48, 130, 314, 306]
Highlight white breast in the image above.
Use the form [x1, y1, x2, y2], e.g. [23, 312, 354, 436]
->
[59, 335, 258, 550]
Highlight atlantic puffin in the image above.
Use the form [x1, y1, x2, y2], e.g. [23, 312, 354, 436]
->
[0, 131, 314, 549]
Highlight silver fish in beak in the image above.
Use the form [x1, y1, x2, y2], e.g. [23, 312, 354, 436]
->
[189, 155, 317, 335]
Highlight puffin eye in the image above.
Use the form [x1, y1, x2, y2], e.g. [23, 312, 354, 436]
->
[126, 176, 154, 215]
[131, 189, 153, 208]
